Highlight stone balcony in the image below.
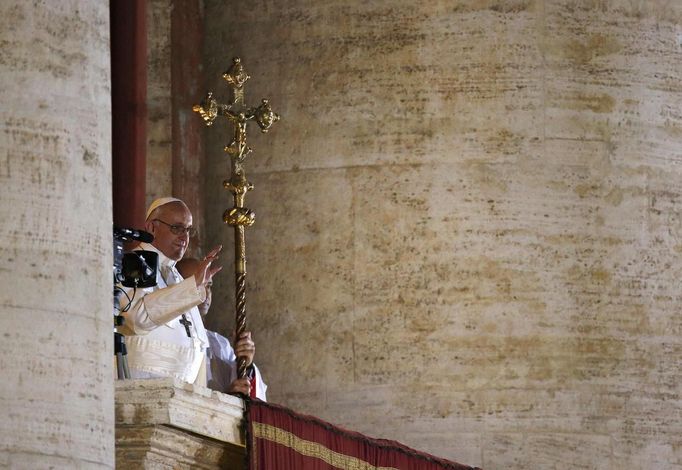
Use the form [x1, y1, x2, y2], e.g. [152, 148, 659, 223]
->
[115, 378, 246, 469]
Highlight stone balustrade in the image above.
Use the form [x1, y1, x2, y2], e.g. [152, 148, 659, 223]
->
[115, 379, 246, 469]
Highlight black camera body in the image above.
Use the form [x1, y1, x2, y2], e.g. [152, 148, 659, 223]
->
[113, 227, 158, 288]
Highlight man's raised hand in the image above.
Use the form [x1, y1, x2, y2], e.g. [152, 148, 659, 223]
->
[194, 245, 223, 287]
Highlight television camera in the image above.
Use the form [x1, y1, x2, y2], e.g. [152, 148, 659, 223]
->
[113, 227, 158, 379]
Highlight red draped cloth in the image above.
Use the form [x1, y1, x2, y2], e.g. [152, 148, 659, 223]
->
[246, 399, 481, 470]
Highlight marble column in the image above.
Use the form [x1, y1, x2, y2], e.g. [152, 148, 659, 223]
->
[0, 1, 113, 467]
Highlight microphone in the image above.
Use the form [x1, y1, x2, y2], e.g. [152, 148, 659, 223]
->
[114, 227, 154, 243]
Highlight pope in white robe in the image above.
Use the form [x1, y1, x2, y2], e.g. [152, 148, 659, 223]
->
[120, 241, 210, 383]
[118, 197, 261, 398]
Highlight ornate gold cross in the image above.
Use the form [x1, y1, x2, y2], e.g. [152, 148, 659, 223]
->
[193, 57, 279, 379]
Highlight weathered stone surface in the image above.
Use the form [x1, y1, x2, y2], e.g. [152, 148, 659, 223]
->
[116, 378, 244, 445]
[146, 0, 173, 206]
[146, 0, 206, 256]
[205, 170, 355, 397]
[115, 379, 245, 470]
[116, 425, 243, 470]
[0, 0, 113, 467]
[199, 0, 682, 468]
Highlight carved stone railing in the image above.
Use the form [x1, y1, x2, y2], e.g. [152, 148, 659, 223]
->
[115, 378, 246, 469]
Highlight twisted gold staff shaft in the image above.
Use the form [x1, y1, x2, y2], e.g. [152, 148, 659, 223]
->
[193, 57, 279, 379]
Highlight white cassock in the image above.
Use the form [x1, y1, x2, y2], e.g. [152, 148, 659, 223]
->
[206, 330, 268, 400]
[119, 242, 209, 384]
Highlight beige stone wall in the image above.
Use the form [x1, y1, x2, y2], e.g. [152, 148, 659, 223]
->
[0, 1, 113, 468]
[203, 1, 682, 468]
[146, 0, 173, 207]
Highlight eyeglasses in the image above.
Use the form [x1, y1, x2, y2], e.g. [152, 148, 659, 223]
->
[152, 219, 197, 237]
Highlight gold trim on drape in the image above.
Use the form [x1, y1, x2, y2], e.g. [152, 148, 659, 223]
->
[252, 422, 399, 470]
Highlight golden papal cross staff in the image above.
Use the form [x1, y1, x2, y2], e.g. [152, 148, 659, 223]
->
[193, 57, 279, 379]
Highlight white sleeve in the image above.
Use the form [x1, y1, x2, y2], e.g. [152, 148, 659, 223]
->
[252, 364, 268, 401]
[119, 277, 205, 335]
[205, 331, 267, 400]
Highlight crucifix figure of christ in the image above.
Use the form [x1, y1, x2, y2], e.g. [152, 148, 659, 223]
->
[179, 314, 192, 338]
[193, 57, 279, 379]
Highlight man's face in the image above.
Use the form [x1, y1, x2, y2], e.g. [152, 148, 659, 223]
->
[146, 203, 192, 261]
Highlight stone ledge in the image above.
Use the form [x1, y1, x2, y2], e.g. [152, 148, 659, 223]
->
[115, 424, 245, 470]
[115, 378, 245, 446]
